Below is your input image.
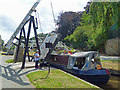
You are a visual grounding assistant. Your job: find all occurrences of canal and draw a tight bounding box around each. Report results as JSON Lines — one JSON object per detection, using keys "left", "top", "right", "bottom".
{"left": 98, "top": 75, "right": 120, "bottom": 89}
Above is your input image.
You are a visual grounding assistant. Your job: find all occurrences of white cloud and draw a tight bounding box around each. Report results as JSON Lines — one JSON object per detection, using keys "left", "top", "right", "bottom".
{"left": 0, "top": 0, "right": 29, "bottom": 23}
{"left": 0, "top": 0, "right": 90, "bottom": 43}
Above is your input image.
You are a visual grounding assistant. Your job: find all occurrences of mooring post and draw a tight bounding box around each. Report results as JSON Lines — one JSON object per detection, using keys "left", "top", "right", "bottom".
{"left": 48, "top": 48, "right": 51, "bottom": 74}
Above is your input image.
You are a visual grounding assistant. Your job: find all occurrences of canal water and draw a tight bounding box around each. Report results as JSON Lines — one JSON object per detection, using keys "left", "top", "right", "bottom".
{"left": 98, "top": 75, "right": 120, "bottom": 89}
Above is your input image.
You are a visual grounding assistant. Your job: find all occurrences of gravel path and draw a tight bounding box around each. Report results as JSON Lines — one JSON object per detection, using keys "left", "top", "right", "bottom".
{"left": 100, "top": 56, "right": 120, "bottom": 60}
{"left": 0, "top": 55, "right": 35, "bottom": 89}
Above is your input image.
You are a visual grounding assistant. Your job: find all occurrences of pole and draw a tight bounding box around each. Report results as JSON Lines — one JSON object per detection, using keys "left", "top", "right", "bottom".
{"left": 21, "top": 18, "right": 32, "bottom": 69}
{"left": 32, "top": 16, "right": 41, "bottom": 55}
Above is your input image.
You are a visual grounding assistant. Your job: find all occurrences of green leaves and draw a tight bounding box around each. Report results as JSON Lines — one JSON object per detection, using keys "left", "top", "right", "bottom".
{"left": 63, "top": 2, "right": 119, "bottom": 51}
{"left": 84, "top": 2, "right": 119, "bottom": 51}
{"left": 64, "top": 26, "right": 89, "bottom": 49}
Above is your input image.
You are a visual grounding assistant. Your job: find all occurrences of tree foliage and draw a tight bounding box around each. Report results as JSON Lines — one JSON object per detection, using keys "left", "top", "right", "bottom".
{"left": 88, "top": 2, "right": 120, "bottom": 50}
{"left": 30, "top": 33, "right": 47, "bottom": 40}
{"left": 63, "top": 2, "right": 120, "bottom": 51}
{"left": 57, "top": 11, "right": 83, "bottom": 40}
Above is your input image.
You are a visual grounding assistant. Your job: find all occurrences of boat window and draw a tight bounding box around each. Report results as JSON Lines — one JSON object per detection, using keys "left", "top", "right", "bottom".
{"left": 89, "top": 54, "right": 101, "bottom": 69}
{"left": 90, "top": 59, "right": 96, "bottom": 69}
{"left": 95, "top": 59, "right": 102, "bottom": 69}
{"left": 69, "top": 57, "right": 76, "bottom": 66}
{"left": 67, "top": 56, "right": 76, "bottom": 69}
{"left": 73, "top": 57, "right": 85, "bottom": 69}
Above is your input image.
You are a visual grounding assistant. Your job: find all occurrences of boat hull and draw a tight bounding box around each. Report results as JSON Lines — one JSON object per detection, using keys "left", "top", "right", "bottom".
{"left": 76, "top": 74, "right": 110, "bottom": 85}
{"left": 50, "top": 63, "right": 110, "bottom": 85}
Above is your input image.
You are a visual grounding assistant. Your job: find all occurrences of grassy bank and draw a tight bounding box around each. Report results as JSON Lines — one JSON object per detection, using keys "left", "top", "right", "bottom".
{"left": 0, "top": 52, "right": 6, "bottom": 55}
{"left": 27, "top": 69, "right": 98, "bottom": 88}
{"left": 101, "top": 60, "right": 120, "bottom": 71}
{"left": 5, "top": 59, "right": 22, "bottom": 63}
{"left": 5, "top": 59, "right": 14, "bottom": 63}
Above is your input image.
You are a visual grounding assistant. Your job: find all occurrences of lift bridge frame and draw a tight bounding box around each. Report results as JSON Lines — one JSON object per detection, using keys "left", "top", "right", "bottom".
{"left": 14, "top": 16, "right": 40, "bottom": 69}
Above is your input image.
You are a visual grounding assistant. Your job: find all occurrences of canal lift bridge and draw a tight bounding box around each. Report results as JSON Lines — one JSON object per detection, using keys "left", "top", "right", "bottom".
{"left": 5, "top": 0, "right": 59, "bottom": 69}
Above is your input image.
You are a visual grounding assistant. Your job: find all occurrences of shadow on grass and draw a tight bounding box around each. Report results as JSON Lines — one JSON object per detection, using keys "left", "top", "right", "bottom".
{"left": 40, "top": 72, "right": 50, "bottom": 79}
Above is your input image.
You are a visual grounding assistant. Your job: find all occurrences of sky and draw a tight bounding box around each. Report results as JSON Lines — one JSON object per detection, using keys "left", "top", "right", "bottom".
{"left": 0, "top": 0, "right": 90, "bottom": 44}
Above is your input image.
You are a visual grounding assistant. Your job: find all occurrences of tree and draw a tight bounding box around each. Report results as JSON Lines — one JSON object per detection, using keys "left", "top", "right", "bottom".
{"left": 64, "top": 2, "right": 120, "bottom": 51}
{"left": 64, "top": 26, "right": 89, "bottom": 49}
{"left": 30, "top": 33, "right": 47, "bottom": 40}
{"left": 89, "top": 2, "right": 120, "bottom": 51}
{"left": 57, "top": 11, "right": 83, "bottom": 40}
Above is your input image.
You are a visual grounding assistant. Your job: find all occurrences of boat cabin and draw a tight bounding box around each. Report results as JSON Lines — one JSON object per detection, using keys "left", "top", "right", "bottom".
{"left": 50, "top": 51, "right": 102, "bottom": 71}
{"left": 67, "top": 51, "right": 102, "bottom": 71}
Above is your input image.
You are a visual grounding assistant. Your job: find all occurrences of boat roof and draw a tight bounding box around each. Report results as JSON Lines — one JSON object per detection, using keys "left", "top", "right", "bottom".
{"left": 70, "top": 51, "right": 98, "bottom": 58}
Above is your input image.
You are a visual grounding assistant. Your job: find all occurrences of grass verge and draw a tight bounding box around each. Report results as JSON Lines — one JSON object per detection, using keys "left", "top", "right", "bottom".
{"left": 5, "top": 59, "right": 14, "bottom": 63}
{"left": 5, "top": 59, "right": 22, "bottom": 63}
{"left": 0, "top": 52, "right": 6, "bottom": 55}
{"left": 101, "top": 60, "right": 120, "bottom": 71}
{"left": 101, "top": 60, "right": 120, "bottom": 62}
{"left": 27, "top": 69, "right": 98, "bottom": 88}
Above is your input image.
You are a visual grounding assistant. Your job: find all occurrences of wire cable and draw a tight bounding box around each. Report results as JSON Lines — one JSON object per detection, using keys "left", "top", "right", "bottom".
{"left": 50, "top": 0, "right": 57, "bottom": 29}
{"left": 35, "top": 10, "right": 43, "bottom": 33}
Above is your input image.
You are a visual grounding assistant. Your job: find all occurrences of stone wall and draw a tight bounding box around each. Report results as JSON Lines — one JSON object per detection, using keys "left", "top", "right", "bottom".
{"left": 105, "top": 38, "right": 120, "bottom": 56}
{"left": 14, "top": 46, "right": 24, "bottom": 62}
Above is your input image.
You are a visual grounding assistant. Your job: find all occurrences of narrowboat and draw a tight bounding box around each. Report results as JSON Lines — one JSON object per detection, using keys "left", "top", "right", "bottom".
{"left": 50, "top": 51, "right": 110, "bottom": 85}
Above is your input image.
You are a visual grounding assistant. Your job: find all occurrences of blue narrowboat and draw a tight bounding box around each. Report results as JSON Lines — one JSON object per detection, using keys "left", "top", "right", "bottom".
{"left": 50, "top": 51, "right": 110, "bottom": 85}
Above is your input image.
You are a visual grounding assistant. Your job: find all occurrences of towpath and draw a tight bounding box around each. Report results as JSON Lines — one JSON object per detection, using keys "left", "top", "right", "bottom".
{"left": 0, "top": 55, "right": 50, "bottom": 89}
{"left": 100, "top": 55, "right": 120, "bottom": 60}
